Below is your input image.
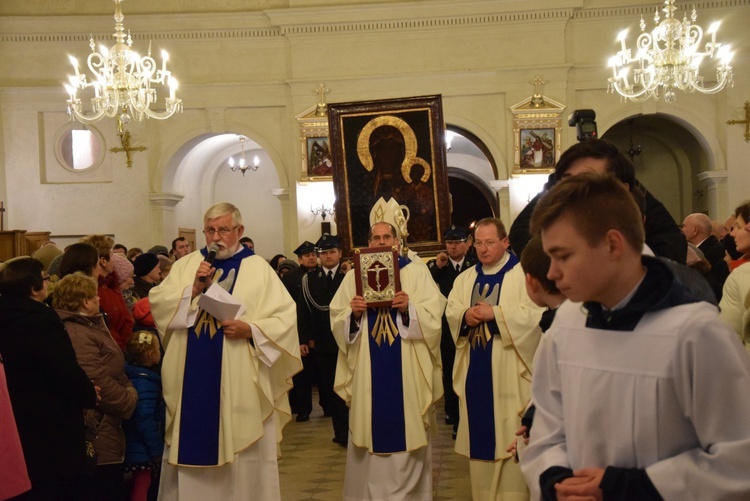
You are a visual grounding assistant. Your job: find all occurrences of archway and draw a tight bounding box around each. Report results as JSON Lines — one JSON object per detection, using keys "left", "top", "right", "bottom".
{"left": 602, "top": 113, "right": 711, "bottom": 220}
{"left": 161, "top": 133, "right": 285, "bottom": 259}
{"left": 445, "top": 124, "right": 499, "bottom": 230}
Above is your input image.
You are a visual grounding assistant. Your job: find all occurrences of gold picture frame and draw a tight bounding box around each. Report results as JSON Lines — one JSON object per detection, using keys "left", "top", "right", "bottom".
{"left": 510, "top": 93, "right": 565, "bottom": 174}
{"left": 296, "top": 103, "right": 331, "bottom": 181}
{"left": 328, "top": 95, "right": 450, "bottom": 258}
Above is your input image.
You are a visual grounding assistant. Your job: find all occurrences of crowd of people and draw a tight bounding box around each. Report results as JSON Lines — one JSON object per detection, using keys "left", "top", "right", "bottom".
{"left": 2, "top": 139, "right": 750, "bottom": 500}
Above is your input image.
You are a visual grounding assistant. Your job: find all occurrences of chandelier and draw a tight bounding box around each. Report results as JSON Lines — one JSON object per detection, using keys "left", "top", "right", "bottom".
{"left": 607, "top": 0, "right": 734, "bottom": 103}
{"left": 64, "top": 0, "right": 183, "bottom": 129}
{"left": 228, "top": 136, "right": 260, "bottom": 176}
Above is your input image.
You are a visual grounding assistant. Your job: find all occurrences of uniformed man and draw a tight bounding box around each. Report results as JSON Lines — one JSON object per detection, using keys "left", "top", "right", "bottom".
{"left": 283, "top": 241, "right": 318, "bottom": 421}
{"left": 298, "top": 234, "right": 349, "bottom": 445}
{"left": 427, "top": 225, "right": 476, "bottom": 433}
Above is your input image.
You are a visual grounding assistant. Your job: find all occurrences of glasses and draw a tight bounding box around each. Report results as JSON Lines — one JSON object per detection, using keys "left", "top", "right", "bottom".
{"left": 474, "top": 240, "right": 500, "bottom": 248}
{"left": 203, "top": 225, "right": 238, "bottom": 237}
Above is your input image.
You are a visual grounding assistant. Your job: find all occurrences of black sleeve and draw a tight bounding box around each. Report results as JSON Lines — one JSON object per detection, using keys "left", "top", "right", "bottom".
{"left": 642, "top": 188, "right": 687, "bottom": 264}
{"left": 36, "top": 314, "right": 97, "bottom": 409}
{"left": 600, "top": 466, "right": 663, "bottom": 501}
{"left": 540, "top": 466, "right": 574, "bottom": 501}
{"left": 508, "top": 192, "right": 543, "bottom": 257}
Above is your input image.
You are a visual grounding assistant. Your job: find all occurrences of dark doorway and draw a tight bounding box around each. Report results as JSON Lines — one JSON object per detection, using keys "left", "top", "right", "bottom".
{"left": 447, "top": 168, "right": 496, "bottom": 229}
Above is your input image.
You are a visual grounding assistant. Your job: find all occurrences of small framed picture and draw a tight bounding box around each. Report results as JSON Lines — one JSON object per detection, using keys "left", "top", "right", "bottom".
{"left": 306, "top": 137, "right": 333, "bottom": 178}
{"left": 297, "top": 103, "right": 332, "bottom": 181}
{"left": 519, "top": 128, "right": 556, "bottom": 169}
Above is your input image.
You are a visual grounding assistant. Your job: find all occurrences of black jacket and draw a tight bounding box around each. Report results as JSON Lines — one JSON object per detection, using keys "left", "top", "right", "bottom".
{"left": 509, "top": 184, "right": 687, "bottom": 264}
{"left": 298, "top": 266, "right": 346, "bottom": 353}
{"left": 698, "top": 235, "right": 730, "bottom": 301}
{"left": 0, "top": 296, "right": 97, "bottom": 485}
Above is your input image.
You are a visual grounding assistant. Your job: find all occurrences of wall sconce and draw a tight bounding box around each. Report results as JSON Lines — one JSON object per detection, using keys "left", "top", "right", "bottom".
{"left": 311, "top": 204, "right": 335, "bottom": 221}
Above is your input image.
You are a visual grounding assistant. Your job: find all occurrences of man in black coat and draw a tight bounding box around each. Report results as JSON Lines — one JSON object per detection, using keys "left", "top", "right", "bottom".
{"left": 509, "top": 139, "right": 687, "bottom": 264}
{"left": 298, "top": 234, "right": 349, "bottom": 444}
{"left": 0, "top": 257, "right": 97, "bottom": 500}
{"left": 284, "top": 240, "right": 319, "bottom": 421}
{"left": 427, "top": 226, "right": 477, "bottom": 433}
{"left": 682, "top": 212, "right": 730, "bottom": 300}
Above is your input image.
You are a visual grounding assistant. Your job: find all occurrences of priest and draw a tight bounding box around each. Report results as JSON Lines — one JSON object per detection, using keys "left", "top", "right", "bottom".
{"left": 150, "top": 202, "right": 302, "bottom": 501}
{"left": 331, "top": 197, "right": 445, "bottom": 500}
{"left": 445, "top": 217, "right": 544, "bottom": 501}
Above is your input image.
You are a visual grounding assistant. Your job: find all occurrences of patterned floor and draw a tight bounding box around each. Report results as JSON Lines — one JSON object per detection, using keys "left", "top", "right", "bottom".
{"left": 278, "top": 391, "right": 472, "bottom": 500}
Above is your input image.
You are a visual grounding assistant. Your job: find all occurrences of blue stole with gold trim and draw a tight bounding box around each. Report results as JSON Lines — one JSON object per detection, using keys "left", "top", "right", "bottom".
{"left": 466, "top": 253, "right": 518, "bottom": 460}
{"left": 177, "top": 246, "right": 254, "bottom": 465}
{"left": 367, "top": 256, "right": 410, "bottom": 454}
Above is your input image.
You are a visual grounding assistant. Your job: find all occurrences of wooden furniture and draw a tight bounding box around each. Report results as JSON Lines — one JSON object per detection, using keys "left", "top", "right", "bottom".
{"left": 0, "top": 230, "right": 51, "bottom": 261}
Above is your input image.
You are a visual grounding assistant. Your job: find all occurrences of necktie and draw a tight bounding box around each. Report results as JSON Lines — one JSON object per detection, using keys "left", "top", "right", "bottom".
{"left": 327, "top": 270, "right": 334, "bottom": 283}
{"left": 455, "top": 264, "right": 461, "bottom": 272}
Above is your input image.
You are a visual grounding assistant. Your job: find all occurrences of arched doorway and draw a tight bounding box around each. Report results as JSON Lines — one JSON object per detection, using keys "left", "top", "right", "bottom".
{"left": 161, "top": 133, "right": 286, "bottom": 259}
{"left": 445, "top": 125, "right": 498, "bottom": 229}
{"left": 602, "top": 114, "right": 712, "bottom": 220}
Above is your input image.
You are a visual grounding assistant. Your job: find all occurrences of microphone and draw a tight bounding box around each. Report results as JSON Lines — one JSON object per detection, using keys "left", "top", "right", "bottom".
{"left": 199, "top": 244, "right": 220, "bottom": 283}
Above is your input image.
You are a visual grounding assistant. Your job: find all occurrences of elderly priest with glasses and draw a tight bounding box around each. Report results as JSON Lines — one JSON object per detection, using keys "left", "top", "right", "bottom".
{"left": 150, "top": 202, "right": 302, "bottom": 501}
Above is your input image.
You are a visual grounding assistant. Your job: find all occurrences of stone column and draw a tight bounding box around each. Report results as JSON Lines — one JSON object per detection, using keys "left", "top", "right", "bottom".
{"left": 271, "top": 188, "right": 292, "bottom": 255}
{"left": 488, "top": 179, "right": 510, "bottom": 225}
{"left": 697, "top": 170, "right": 728, "bottom": 220}
{"left": 149, "top": 192, "right": 184, "bottom": 248}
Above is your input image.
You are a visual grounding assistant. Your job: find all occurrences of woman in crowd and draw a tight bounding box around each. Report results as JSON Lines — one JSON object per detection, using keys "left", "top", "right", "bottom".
{"left": 53, "top": 272, "right": 137, "bottom": 501}
{"left": 0, "top": 258, "right": 97, "bottom": 500}
{"left": 81, "top": 235, "right": 134, "bottom": 352}
{"left": 59, "top": 242, "right": 100, "bottom": 279}
{"left": 719, "top": 201, "right": 750, "bottom": 353}
{"left": 112, "top": 253, "right": 136, "bottom": 311}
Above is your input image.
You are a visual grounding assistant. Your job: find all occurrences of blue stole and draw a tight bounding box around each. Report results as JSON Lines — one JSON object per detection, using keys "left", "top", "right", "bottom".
{"left": 177, "top": 246, "right": 255, "bottom": 466}
{"left": 367, "top": 255, "right": 410, "bottom": 454}
{"left": 465, "top": 253, "right": 519, "bottom": 461}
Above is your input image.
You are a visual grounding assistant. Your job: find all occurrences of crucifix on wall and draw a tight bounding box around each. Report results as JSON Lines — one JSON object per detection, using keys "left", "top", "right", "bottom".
{"left": 110, "top": 122, "right": 148, "bottom": 168}
{"left": 727, "top": 101, "right": 750, "bottom": 143}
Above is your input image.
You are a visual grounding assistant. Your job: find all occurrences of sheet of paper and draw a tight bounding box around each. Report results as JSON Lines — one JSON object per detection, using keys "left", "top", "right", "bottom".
{"left": 197, "top": 282, "right": 246, "bottom": 321}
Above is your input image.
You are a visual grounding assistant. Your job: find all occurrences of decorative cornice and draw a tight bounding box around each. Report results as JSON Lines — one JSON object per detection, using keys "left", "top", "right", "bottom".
{"left": 572, "top": 0, "right": 750, "bottom": 20}
{"left": 278, "top": 9, "right": 575, "bottom": 36}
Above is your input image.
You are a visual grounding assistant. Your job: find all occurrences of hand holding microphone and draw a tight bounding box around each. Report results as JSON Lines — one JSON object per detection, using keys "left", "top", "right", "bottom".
{"left": 192, "top": 244, "right": 219, "bottom": 297}
{"left": 199, "top": 244, "right": 219, "bottom": 283}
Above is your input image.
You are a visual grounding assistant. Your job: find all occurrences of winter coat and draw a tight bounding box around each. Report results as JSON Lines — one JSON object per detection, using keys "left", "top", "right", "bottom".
{"left": 123, "top": 363, "right": 165, "bottom": 465}
{"left": 0, "top": 296, "right": 96, "bottom": 485}
{"left": 57, "top": 309, "right": 138, "bottom": 465}
{"left": 98, "top": 272, "right": 134, "bottom": 351}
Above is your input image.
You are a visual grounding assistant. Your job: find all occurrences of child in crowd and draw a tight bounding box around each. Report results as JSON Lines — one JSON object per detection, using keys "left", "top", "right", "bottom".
{"left": 507, "top": 236, "right": 567, "bottom": 462}
{"left": 123, "top": 331, "right": 165, "bottom": 501}
{"left": 520, "top": 173, "right": 750, "bottom": 500}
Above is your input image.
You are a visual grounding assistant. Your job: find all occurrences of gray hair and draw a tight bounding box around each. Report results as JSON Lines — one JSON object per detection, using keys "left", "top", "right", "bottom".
{"left": 204, "top": 202, "right": 243, "bottom": 227}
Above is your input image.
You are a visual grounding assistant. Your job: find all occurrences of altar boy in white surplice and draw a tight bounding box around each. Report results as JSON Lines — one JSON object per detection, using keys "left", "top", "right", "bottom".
{"left": 521, "top": 174, "right": 750, "bottom": 501}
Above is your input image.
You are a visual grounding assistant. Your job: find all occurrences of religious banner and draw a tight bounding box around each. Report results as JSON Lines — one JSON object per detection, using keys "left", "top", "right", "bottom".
{"left": 353, "top": 247, "right": 401, "bottom": 308}
{"left": 328, "top": 95, "right": 450, "bottom": 257}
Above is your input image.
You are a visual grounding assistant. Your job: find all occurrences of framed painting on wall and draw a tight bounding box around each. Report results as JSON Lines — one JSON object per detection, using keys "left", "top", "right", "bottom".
{"left": 328, "top": 94, "right": 451, "bottom": 258}
{"left": 296, "top": 102, "right": 332, "bottom": 181}
{"left": 510, "top": 92, "right": 565, "bottom": 174}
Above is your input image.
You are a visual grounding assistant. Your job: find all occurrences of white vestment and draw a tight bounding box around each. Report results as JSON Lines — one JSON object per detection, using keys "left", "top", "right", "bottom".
{"left": 150, "top": 250, "right": 301, "bottom": 500}
{"left": 330, "top": 260, "right": 445, "bottom": 500}
{"left": 445, "top": 254, "right": 544, "bottom": 501}
{"left": 521, "top": 299, "right": 750, "bottom": 501}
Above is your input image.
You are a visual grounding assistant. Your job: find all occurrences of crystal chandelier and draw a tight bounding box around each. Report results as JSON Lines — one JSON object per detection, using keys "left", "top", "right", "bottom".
{"left": 64, "top": 0, "right": 183, "bottom": 129}
{"left": 607, "top": 0, "right": 734, "bottom": 103}
{"left": 228, "top": 136, "right": 260, "bottom": 176}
